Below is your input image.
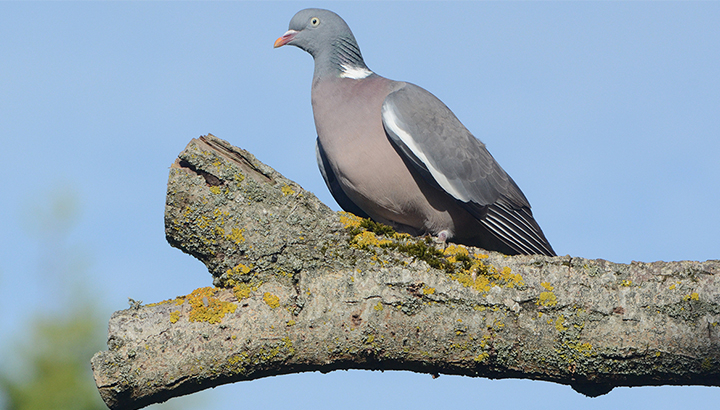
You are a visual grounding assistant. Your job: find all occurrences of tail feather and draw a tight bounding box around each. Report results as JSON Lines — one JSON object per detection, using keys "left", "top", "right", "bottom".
{"left": 481, "top": 200, "right": 556, "bottom": 256}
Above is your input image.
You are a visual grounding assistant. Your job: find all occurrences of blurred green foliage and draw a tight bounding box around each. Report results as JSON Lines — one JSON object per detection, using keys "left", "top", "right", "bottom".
{"left": 0, "top": 306, "right": 107, "bottom": 410}
{"left": 0, "top": 188, "right": 107, "bottom": 410}
{"left": 0, "top": 186, "right": 191, "bottom": 410}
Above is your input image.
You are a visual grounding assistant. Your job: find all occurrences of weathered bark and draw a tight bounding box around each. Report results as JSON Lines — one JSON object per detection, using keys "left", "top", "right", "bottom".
{"left": 91, "top": 134, "right": 720, "bottom": 410}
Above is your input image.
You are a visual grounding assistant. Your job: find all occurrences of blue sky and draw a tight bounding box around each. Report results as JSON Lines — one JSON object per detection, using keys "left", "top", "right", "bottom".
{"left": 1, "top": 2, "right": 719, "bottom": 409}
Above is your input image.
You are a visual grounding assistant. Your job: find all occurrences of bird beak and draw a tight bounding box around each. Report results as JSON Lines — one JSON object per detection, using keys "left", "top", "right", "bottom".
{"left": 274, "top": 30, "right": 298, "bottom": 48}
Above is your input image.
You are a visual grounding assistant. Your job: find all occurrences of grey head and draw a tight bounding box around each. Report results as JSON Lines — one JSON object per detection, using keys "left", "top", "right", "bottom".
{"left": 274, "top": 8, "right": 372, "bottom": 79}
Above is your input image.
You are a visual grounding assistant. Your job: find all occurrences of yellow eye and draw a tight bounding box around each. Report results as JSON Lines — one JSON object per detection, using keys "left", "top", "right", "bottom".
{"left": 310, "top": 17, "right": 320, "bottom": 27}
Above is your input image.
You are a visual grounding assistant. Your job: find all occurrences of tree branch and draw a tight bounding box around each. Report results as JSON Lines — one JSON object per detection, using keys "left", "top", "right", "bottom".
{"left": 91, "top": 134, "right": 720, "bottom": 410}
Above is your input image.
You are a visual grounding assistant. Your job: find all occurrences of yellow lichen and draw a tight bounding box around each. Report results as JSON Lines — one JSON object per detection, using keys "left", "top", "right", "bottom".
{"left": 226, "top": 263, "right": 252, "bottom": 276}
{"left": 339, "top": 211, "right": 363, "bottom": 229}
{"left": 567, "top": 341, "right": 594, "bottom": 357}
{"left": 448, "top": 253, "right": 523, "bottom": 294}
{"left": 263, "top": 292, "right": 280, "bottom": 309}
{"left": 499, "top": 266, "right": 524, "bottom": 288}
{"left": 227, "top": 351, "right": 249, "bottom": 373}
{"left": 281, "top": 337, "right": 296, "bottom": 356}
{"left": 226, "top": 227, "right": 245, "bottom": 244}
{"left": 444, "top": 244, "right": 469, "bottom": 263}
{"left": 555, "top": 315, "right": 568, "bottom": 332}
{"left": 620, "top": 279, "right": 632, "bottom": 287}
{"left": 537, "top": 291, "right": 557, "bottom": 307}
{"left": 169, "top": 310, "right": 181, "bottom": 324}
{"left": 352, "top": 231, "right": 392, "bottom": 248}
{"left": 683, "top": 292, "right": 700, "bottom": 301}
{"left": 233, "top": 281, "right": 261, "bottom": 301}
{"left": 701, "top": 357, "right": 713, "bottom": 372}
{"left": 374, "top": 301, "right": 384, "bottom": 311}
{"left": 287, "top": 319, "right": 296, "bottom": 326}
{"left": 281, "top": 184, "right": 295, "bottom": 196}
{"left": 146, "top": 297, "right": 184, "bottom": 307}
{"left": 474, "top": 352, "right": 490, "bottom": 362}
{"left": 186, "top": 287, "right": 237, "bottom": 324}
{"left": 540, "top": 282, "right": 554, "bottom": 291}
{"left": 422, "top": 286, "right": 436, "bottom": 295}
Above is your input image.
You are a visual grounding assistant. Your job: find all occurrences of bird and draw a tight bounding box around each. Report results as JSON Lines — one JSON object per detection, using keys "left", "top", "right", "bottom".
{"left": 274, "top": 8, "right": 556, "bottom": 257}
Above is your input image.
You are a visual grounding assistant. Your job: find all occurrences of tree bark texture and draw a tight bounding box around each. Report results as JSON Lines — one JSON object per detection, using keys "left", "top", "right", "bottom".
{"left": 91, "top": 134, "right": 720, "bottom": 410}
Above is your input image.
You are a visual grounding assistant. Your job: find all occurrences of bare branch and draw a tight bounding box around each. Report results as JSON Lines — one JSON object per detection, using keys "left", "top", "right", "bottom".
{"left": 91, "top": 134, "right": 720, "bottom": 410}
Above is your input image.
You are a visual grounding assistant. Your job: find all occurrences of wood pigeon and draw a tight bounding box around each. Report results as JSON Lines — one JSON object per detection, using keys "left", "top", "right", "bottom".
{"left": 275, "top": 8, "right": 556, "bottom": 256}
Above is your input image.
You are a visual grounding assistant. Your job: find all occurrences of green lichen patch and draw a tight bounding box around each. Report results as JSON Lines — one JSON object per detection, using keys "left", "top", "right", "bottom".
{"left": 340, "top": 212, "right": 397, "bottom": 237}
{"left": 339, "top": 214, "right": 449, "bottom": 270}
{"left": 391, "top": 238, "right": 449, "bottom": 271}
{"left": 232, "top": 337, "right": 296, "bottom": 371}
{"left": 339, "top": 215, "right": 524, "bottom": 295}
{"left": 701, "top": 357, "right": 717, "bottom": 373}
{"left": 654, "top": 295, "right": 720, "bottom": 322}
{"left": 227, "top": 352, "right": 249, "bottom": 374}
{"left": 358, "top": 218, "right": 397, "bottom": 237}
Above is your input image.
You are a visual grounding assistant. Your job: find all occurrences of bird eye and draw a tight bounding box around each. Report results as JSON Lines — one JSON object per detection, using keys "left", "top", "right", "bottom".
{"left": 310, "top": 17, "right": 320, "bottom": 27}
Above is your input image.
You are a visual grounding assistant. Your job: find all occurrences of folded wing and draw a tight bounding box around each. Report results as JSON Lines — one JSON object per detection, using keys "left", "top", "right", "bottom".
{"left": 381, "top": 83, "right": 555, "bottom": 256}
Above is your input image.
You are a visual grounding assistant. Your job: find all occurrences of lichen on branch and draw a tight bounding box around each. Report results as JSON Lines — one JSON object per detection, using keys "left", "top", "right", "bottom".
{"left": 91, "top": 134, "right": 720, "bottom": 410}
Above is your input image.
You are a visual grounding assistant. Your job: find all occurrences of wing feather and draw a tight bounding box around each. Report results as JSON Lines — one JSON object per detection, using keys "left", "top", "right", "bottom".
{"left": 381, "top": 83, "right": 555, "bottom": 256}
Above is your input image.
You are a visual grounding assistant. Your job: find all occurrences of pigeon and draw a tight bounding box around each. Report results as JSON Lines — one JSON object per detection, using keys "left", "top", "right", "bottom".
{"left": 275, "top": 8, "right": 556, "bottom": 256}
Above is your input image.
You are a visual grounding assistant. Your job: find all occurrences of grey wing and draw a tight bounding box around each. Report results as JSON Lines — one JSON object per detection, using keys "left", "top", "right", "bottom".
{"left": 381, "top": 83, "right": 555, "bottom": 256}
{"left": 315, "top": 137, "right": 370, "bottom": 219}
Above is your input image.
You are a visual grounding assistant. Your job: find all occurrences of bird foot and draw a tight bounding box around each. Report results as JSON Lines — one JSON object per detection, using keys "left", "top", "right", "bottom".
{"left": 432, "top": 230, "right": 449, "bottom": 250}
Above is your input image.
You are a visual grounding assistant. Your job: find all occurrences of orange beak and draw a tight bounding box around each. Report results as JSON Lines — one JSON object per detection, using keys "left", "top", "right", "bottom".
{"left": 274, "top": 30, "right": 298, "bottom": 48}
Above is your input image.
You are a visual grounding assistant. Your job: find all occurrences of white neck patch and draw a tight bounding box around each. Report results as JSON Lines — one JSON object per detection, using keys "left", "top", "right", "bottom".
{"left": 339, "top": 63, "right": 373, "bottom": 79}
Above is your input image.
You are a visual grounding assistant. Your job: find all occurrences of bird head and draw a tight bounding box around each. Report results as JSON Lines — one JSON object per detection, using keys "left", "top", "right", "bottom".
{"left": 274, "top": 9, "right": 353, "bottom": 56}
{"left": 274, "top": 8, "right": 370, "bottom": 79}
